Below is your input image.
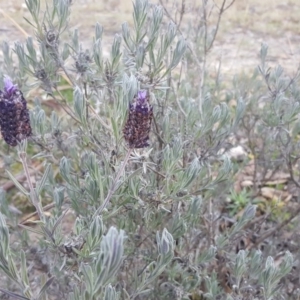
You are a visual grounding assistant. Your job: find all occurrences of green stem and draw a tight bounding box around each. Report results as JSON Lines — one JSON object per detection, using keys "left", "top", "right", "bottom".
{"left": 19, "top": 151, "right": 44, "bottom": 222}
{"left": 92, "top": 149, "right": 132, "bottom": 218}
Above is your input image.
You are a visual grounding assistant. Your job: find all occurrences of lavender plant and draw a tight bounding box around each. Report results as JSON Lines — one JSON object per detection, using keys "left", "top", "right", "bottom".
{"left": 0, "top": 0, "right": 296, "bottom": 299}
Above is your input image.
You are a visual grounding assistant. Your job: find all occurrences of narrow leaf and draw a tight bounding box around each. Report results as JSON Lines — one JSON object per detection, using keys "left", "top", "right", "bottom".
{"left": 0, "top": 289, "right": 30, "bottom": 300}
{"left": 18, "top": 224, "right": 44, "bottom": 236}
{"left": 20, "top": 250, "right": 30, "bottom": 286}
{"left": 37, "top": 276, "right": 55, "bottom": 298}
{"left": 36, "top": 163, "right": 51, "bottom": 194}
{"left": 5, "top": 170, "right": 29, "bottom": 196}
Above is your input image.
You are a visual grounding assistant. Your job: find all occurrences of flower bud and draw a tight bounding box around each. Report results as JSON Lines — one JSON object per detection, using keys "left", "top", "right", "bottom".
{"left": 123, "top": 90, "right": 153, "bottom": 148}
{"left": 0, "top": 77, "right": 32, "bottom": 146}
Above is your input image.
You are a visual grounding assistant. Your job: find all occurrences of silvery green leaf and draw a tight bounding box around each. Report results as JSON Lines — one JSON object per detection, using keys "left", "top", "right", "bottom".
{"left": 153, "top": 85, "right": 171, "bottom": 90}
{"left": 157, "top": 22, "right": 176, "bottom": 63}
{"left": 31, "top": 152, "right": 53, "bottom": 160}
{"left": 122, "top": 73, "right": 138, "bottom": 104}
{"left": 68, "top": 286, "right": 81, "bottom": 300}
{"left": 20, "top": 250, "right": 30, "bottom": 287}
{"left": 204, "top": 273, "right": 221, "bottom": 299}
{"left": 198, "top": 245, "right": 216, "bottom": 264}
{"left": 94, "top": 227, "right": 125, "bottom": 292}
{"left": 36, "top": 163, "right": 51, "bottom": 194}
{"left": 14, "top": 43, "right": 28, "bottom": 72}
{"left": 62, "top": 42, "right": 70, "bottom": 60}
{"left": 216, "top": 235, "right": 228, "bottom": 248}
{"left": 72, "top": 29, "right": 79, "bottom": 52}
{"left": 74, "top": 217, "right": 86, "bottom": 236}
{"left": 0, "top": 213, "right": 9, "bottom": 258}
{"left": 18, "top": 224, "right": 44, "bottom": 236}
{"left": 230, "top": 205, "right": 256, "bottom": 236}
{"left": 25, "top": 0, "right": 40, "bottom": 17}
{"left": 37, "top": 276, "right": 55, "bottom": 298}
{"left": 133, "top": 0, "right": 148, "bottom": 41}
{"left": 259, "top": 43, "right": 268, "bottom": 72}
{"left": 35, "top": 109, "right": 47, "bottom": 135}
{"left": 87, "top": 216, "right": 103, "bottom": 252}
{"left": 93, "top": 39, "right": 103, "bottom": 69}
{"left": 55, "top": 0, "right": 70, "bottom": 32}
{"left": 51, "top": 209, "right": 69, "bottom": 235}
{"left": 26, "top": 37, "right": 37, "bottom": 62}
{"left": 136, "top": 45, "right": 145, "bottom": 69}
{"left": 95, "top": 22, "right": 103, "bottom": 41}
{"left": 104, "top": 285, "right": 119, "bottom": 300}
{"left": 74, "top": 87, "right": 87, "bottom": 125}
{"left": 5, "top": 170, "right": 29, "bottom": 196}
{"left": 81, "top": 264, "right": 94, "bottom": 294}
{"left": 187, "top": 197, "right": 202, "bottom": 219}
{"left": 2, "top": 42, "right": 14, "bottom": 75}
{"left": 111, "top": 34, "right": 122, "bottom": 68}
{"left": 170, "top": 38, "right": 186, "bottom": 69}
{"left": 261, "top": 256, "right": 280, "bottom": 298}
{"left": 156, "top": 228, "right": 174, "bottom": 255}
{"left": 53, "top": 186, "right": 65, "bottom": 208}
{"left": 169, "top": 214, "right": 186, "bottom": 239}
{"left": 234, "top": 250, "right": 248, "bottom": 287}
{"left": 232, "top": 97, "right": 245, "bottom": 129}
{"left": 8, "top": 254, "right": 18, "bottom": 281}
{"left": 180, "top": 158, "right": 201, "bottom": 189}
{"left": 145, "top": 5, "right": 163, "bottom": 51}
{"left": 50, "top": 110, "right": 61, "bottom": 133}
{"left": 59, "top": 156, "right": 72, "bottom": 183}
{"left": 122, "top": 23, "right": 134, "bottom": 52}
{"left": 134, "top": 251, "right": 173, "bottom": 299}
{"left": 212, "top": 155, "right": 232, "bottom": 185}
{"left": 0, "top": 289, "right": 30, "bottom": 300}
{"left": 280, "top": 251, "right": 293, "bottom": 276}
{"left": 18, "top": 139, "right": 28, "bottom": 154}
{"left": 249, "top": 250, "right": 263, "bottom": 279}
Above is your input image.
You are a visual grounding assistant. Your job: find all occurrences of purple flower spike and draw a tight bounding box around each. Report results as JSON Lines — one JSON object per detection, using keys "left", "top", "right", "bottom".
{"left": 0, "top": 77, "right": 32, "bottom": 146}
{"left": 123, "top": 90, "right": 153, "bottom": 149}
{"left": 4, "top": 76, "right": 17, "bottom": 98}
{"left": 137, "top": 90, "right": 147, "bottom": 102}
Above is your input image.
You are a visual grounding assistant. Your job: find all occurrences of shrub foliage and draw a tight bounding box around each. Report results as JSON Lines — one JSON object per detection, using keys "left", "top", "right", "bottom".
{"left": 0, "top": 0, "right": 298, "bottom": 299}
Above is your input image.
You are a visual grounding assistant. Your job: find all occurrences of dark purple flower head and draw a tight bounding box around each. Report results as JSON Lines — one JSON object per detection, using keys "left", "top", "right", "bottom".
{"left": 0, "top": 77, "right": 32, "bottom": 146}
{"left": 131, "top": 90, "right": 151, "bottom": 116}
{"left": 123, "top": 90, "right": 153, "bottom": 149}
